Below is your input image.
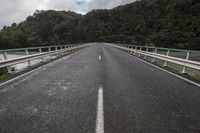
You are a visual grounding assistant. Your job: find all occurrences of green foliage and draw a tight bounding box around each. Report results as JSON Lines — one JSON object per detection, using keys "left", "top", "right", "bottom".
{"left": 0, "top": 0, "right": 200, "bottom": 50}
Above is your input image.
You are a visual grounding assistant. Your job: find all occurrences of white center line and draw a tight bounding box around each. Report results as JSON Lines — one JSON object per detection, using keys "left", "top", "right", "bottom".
{"left": 96, "top": 87, "right": 104, "bottom": 133}
{"left": 99, "top": 55, "right": 102, "bottom": 60}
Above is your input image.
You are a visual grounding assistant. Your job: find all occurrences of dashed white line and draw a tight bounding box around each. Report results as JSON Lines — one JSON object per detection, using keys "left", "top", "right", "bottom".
{"left": 99, "top": 55, "right": 102, "bottom": 60}
{"left": 96, "top": 87, "right": 104, "bottom": 133}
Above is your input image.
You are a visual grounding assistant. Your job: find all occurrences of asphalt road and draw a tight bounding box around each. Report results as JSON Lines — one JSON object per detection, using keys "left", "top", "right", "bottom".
{"left": 0, "top": 43, "right": 200, "bottom": 133}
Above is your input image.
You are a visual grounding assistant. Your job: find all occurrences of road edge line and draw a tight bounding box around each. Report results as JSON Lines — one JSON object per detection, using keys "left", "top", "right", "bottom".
{"left": 123, "top": 52, "right": 200, "bottom": 87}
{"left": 0, "top": 48, "right": 85, "bottom": 87}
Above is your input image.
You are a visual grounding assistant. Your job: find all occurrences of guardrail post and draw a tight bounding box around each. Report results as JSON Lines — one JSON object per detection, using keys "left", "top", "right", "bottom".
{"left": 7, "top": 66, "right": 14, "bottom": 74}
{"left": 3, "top": 52, "right": 7, "bottom": 60}
{"left": 25, "top": 49, "right": 31, "bottom": 67}
{"left": 60, "top": 46, "right": 64, "bottom": 55}
{"left": 66, "top": 45, "right": 69, "bottom": 52}
{"left": 73, "top": 45, "right": 75, "bottom": 52}
{"left": 63, "top": 45, "right": 67, "bottom": 54}
{"left": 181, "top": 52, "right": 190, "bottom": 74}
{"left": 123, "top": 45, "right": 125, "bottom": 52}
{"left": 55, "top": 46, "right": 58, "bottom": 51}
{"left": 130, "top": 46, "right": 133, "bottom": 54}
{"left": 151, "top": 48, "right": 157, "bottom": 63}
{"left": 3, "top": 52, "right": 15, "bottom": 73}
{"left": 69, "top": 45, "right": 71, "bottom": 52}
{"left": 48, "top": 47, "right": 53, "bottom": 59}
{"left": 3, "top": 51, "right": 15, "bottom": 73}
{"left": 144, "top": 47, "right": 148, "bottom": 59}
{"left": 39, "top": 48, "right": 42, "bottom": 53}
{"left": 130, "top": 46, "right": 132, "bottom": 53}
{"left": 133, "top": 46, "right": 137, "bottom": 55}
{"left": 74, "top": 45, "right": 76, "bottom": 51}
{"left": 39, "top": 48, "right": 45, "bottom": 62}
{"left": 69, "top": 45, "right": 72, "bottom": 52}
{"left": 138, "top": 46, "right": 142, "bottom": 57}
{"left": 163, "top": 50, "right": 170, "bottom": 67}
{"left": 25, "top": 49, "right": 29, "bottom": 55}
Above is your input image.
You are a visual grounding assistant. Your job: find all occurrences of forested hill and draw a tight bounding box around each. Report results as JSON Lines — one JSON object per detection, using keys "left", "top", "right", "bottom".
{"left": 0, "top": 0, "right": 200, "bottom": 50}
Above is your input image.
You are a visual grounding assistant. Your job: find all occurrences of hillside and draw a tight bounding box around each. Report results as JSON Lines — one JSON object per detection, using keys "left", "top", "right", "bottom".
{"left": 0, "top": 0, "right": 200, "bottom": 50}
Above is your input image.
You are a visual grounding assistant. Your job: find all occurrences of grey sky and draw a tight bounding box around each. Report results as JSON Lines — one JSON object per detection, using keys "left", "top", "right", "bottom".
{"left": 0, "top": 0, "right": 136, "bottom": 29}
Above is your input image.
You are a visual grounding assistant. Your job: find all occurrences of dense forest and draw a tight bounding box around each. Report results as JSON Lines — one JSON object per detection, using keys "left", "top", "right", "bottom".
{"left": 0, "top": 0, "right": 200, "bottom": 50}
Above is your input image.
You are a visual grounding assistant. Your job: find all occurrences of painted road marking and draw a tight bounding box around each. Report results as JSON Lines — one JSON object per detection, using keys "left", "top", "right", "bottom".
{"left": 99, "top": 55, "right": 102, "bottom": 60}
{"left": 96, "top": 87, "right": 104, "bottom": 133}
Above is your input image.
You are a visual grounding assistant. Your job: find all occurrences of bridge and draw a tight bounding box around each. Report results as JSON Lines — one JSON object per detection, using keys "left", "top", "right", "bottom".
{"left": 0, "top": 43, "right": 200, "bottom": 133}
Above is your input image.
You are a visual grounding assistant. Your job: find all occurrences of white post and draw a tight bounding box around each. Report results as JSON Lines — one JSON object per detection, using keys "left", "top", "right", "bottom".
{"left": 138, "top": 46, "right": 142, "bottom": 57}
{"left": 7, "top": 66, "right": 14, "bottom": 74}
{"left": 3, "top": 52, "right": 13, "bottom": 73}
{"left": 151, "top": 48, "right": 157, "bottom": 63}
{"left": 25, "top": 49, "right": 29, "bottom": 55}
{"left": 144, "top": 47, "right": 148, "bottom": 59}
{"left": 134, "top": 46, "right": 137, "bottom": 55}
{"left": 26, "top": 49, "right": 31, "bottom": 67}
{"left": 181, "top": 52, "right": 190, "bottom": 73}
{"left": 49, "top": 47, "right": 53, "bottom": 59}
{"left": 39, "top": 48, "right": 42, "bottom": 53}
{"left": 3, "top": 52, "right": 7, "bottom": 60}
{"left": 130, "top": 46, "right": 133, "bottom": 54}
{"left": 163, "top": 50, "right": 170, "bottom": 67}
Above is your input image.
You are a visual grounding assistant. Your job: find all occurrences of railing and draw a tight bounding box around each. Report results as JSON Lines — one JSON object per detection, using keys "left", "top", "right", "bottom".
{"left": 0, "top": 43, "right": 92, "bottom": 73}
{"left": 106, "top": 43, "right": 200, "bottom": 74}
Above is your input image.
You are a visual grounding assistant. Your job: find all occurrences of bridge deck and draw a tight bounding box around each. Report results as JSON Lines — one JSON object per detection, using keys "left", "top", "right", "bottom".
{"left": 0, "top": 43, "right": 200, "bottom": 133}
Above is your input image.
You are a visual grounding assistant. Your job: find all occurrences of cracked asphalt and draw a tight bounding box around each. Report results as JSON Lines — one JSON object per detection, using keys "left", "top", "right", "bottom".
{"left": 0, "top": 43, "right": 200, "bottom": 133}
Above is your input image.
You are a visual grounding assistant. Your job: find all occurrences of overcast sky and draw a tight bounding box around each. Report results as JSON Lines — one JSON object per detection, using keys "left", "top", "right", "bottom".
{"left": 0, "top": 0, "right": 136, "bottom": 29}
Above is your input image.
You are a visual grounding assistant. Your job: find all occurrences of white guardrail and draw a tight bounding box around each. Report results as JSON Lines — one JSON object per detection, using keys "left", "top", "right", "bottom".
{"left": 106, "top": 43, "right": 200, "bottom": 73}
{"left": 0, "top": 43, "right": 93, "bottom": 73}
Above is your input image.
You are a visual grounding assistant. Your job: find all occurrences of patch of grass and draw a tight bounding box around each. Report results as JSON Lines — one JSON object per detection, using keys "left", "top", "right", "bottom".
{"left": 0, "top": 74, "right": 10, "bottom": 81}
{"left": 0, "top": 68, "right": 12, "bottom": 81}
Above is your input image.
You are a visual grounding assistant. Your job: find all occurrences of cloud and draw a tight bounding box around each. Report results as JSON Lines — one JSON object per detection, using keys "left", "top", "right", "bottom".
{"left": 75, "top": 0, "right": 85, "bottom": 5}
{"left": 0, "top": 0, "right": 136, "bottom": 29}
{"left": 85, "top": 0, "right": 135, "bottom": 10}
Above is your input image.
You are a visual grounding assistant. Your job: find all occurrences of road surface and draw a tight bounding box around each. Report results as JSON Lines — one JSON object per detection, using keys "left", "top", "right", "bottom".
{"left": 0, "top": 43, "right": 200, "bottom": 133}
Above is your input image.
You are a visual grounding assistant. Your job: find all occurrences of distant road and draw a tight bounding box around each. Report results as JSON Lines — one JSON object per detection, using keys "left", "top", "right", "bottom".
{"left": 0, "top": 43, "right": 200, "bottom": 133}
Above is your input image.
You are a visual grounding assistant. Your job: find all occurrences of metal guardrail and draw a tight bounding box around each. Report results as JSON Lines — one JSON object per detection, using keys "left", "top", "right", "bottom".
{"left": 106, "top": 43, "right": 200, "bottom": 73}
{"left": 0, "top": 43, "right": 92, "bottom": 73}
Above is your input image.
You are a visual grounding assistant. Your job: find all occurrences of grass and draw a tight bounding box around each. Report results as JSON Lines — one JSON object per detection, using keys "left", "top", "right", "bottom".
{"left": 0, "top": 74, "right": 10, "bottom": 81}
